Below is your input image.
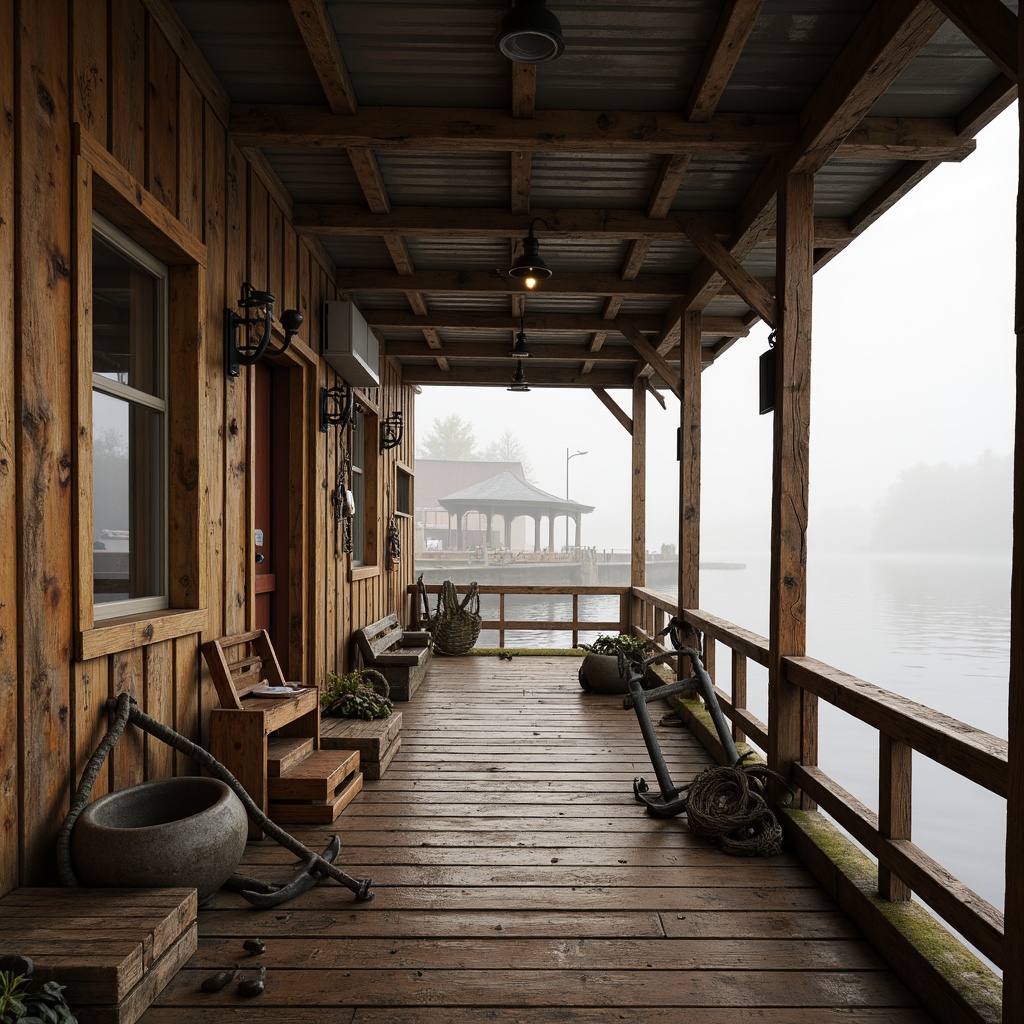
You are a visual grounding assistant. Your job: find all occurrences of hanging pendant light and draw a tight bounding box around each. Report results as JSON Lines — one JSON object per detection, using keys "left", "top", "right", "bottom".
{"left": 495, "top": 0, "right": 565, "bottom": 64}
{"left": 508, "top": 358, "right": 531, "bottom": 392}
{"left": 510, "top": 312, "right": 531, "bottom": 357}
{"left": 509, "top": 218, "right": 552, "bottom": 290}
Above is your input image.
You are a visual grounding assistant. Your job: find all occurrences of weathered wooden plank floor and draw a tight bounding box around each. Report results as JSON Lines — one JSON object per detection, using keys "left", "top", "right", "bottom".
{"left": 144, "top": 655, "right": 935, "bottom": 1024}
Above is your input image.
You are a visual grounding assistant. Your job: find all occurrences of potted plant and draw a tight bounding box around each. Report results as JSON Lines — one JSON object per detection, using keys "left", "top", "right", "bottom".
{"left": 576, "top": 633, "right": 656, "bottom": 693}
{"left": 320, "top": 669, "right": 393, "bottom": 720}
{"left": 0, "top": 956, "right": 78, "bottom": 1024}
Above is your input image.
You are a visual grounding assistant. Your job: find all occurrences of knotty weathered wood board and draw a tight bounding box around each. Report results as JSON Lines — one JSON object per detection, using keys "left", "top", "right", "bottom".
{"left": 147, "top": 656, "right": 935, "bottom": 1023}
{"left": 0, "top": 887, "right": 196, "bottom": 1024}
{"left": 321, "top": 709, "right": 403, "bottom": 779}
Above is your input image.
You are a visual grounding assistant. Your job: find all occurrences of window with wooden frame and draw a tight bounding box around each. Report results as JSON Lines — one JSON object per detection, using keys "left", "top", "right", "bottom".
{"left": 395, "top": 462, "right": 413, "bottom": 517}
{"left": 349, "top": 395, "right": 379, "bottom": 578}
{"left": 73, "top": 127, "right": 207, "bottom": 660}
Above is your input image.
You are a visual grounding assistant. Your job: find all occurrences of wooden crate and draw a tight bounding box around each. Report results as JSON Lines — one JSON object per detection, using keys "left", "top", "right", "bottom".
{"left": 267, "top": 748, "right": 363, "bottom": 824}
{"left": 0, "top": 887, "right": 196, "bottom": 1024}
{"left": 321, "top": 710, "right": 402, "bottom": 779}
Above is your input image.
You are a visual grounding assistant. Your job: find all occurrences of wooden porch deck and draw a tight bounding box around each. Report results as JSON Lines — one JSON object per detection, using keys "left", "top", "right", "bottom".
{"left": 145, "top": 655, "right": 935, "bottom": 1023}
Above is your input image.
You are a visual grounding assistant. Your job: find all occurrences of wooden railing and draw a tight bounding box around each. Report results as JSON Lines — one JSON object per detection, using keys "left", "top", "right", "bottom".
{"left": 409, "top": 581, "right": 1007, "bottom": 969}
{"left": 410, "top": 583, "right": 629, "bottom": 649}
{"left": 630, "top": 585, "right": 1007, "bottom": 971}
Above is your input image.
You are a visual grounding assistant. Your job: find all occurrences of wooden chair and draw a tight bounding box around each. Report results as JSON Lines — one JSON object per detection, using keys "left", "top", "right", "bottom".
{"left": 202, "top": 630, "right": 361, "bottom": 839}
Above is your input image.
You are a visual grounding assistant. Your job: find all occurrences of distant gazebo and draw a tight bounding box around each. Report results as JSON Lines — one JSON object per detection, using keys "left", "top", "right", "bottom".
{"left": 439, "top": 471, "right": 594, "bottom": 552}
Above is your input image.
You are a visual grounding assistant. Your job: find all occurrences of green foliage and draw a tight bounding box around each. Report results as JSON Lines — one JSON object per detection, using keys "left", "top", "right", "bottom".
{"left": 418, "top": 414, "right": 479, "bottom": 460}
{"left": 0, "top": 963, "right": 78, "bottom": 1024}
{"left": 481, "top": 428, "right": 533, "bottom": 480}
{"left": 576, "top": 633, "right": 655, "bottom": 659}
{"left": 321, "top": 671, "right": 393, "bottom": 720}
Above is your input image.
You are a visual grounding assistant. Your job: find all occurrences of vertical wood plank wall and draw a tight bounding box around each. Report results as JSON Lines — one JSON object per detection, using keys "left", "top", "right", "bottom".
{"left": 2, "top": 0, "right": 417, "bottom": 891}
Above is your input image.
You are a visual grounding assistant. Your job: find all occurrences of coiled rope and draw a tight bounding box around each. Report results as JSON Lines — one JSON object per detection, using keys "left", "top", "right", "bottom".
{"left": 684, "top": 760, "right": 795, "bottom": 857}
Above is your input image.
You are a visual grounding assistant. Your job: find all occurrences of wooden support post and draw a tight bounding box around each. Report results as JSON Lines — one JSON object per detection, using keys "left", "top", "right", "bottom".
{"left": 1003, "top": 27, "right": 1024, "bottom": 1017}
{"left": 679, "top": 310, "right": 702, "bottom": 614}
{"left": 767, "top": 171, "right": 817, "bottom": 808}
{"left": 878, "top": 734, "right": 912, "bottom": 902}
{"left": 631, "top": 378, "right": 646, "bottom": 592}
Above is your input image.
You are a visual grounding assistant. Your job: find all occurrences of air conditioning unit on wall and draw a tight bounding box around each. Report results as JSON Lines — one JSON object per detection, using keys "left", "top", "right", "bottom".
{"left": 322, "top": 299, "right": 380, "bottom": 388}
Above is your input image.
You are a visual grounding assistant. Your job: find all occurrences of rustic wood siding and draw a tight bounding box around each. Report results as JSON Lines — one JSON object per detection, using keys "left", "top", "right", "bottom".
{"left": 2, "top": 0, "right": 416, "bottom": 891}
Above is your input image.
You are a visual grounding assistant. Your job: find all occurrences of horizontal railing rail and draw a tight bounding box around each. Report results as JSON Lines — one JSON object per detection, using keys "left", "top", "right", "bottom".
{"left": 629, "top": 585, "right": 1007, "bottom": 969}
{"left": 410, "top": 583, "right": 629, "bottom": 649}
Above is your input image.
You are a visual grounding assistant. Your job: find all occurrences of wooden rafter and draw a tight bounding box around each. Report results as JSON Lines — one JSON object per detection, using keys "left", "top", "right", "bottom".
{"left": 382, "top": 339, "right": 689, "bottom": 362}
{"left": 929, "top": 0, "right": 1018, "bottom": 83}
{"left": 399, "top": 364, "right": 652, "bottom": 388}
{"left": 616, "top": 317, "right": 683, "bottom": 400}
{"left": 287, "top": 0, "right": 357, "bottom": 115}
{"left": 685, "top": 0, "right": 767, "bottom": 122}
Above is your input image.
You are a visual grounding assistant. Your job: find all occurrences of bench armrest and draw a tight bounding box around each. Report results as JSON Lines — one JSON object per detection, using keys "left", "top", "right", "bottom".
{"left": 401, "top": 631, "right": 433, "bottom": 648}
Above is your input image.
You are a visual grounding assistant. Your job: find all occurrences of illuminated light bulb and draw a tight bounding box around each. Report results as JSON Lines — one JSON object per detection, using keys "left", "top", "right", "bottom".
{"left": 525, "top": 276, "right": 538, "bottom": 290}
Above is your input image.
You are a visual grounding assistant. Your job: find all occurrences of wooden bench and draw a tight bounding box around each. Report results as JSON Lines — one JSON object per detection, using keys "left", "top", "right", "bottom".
{"left": 201, "top": 630, "right": 362, "bottom": 839}
{"left": 353, "top": 613, "right": 432, "bottom": 701}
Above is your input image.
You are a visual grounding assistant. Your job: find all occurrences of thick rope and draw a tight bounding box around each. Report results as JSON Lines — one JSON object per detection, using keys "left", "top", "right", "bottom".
{"left": 684, "top": 761, "right": 794, "bottom": 857}
{"left": 57, "top": 692, "right": 373, "bottom": 900}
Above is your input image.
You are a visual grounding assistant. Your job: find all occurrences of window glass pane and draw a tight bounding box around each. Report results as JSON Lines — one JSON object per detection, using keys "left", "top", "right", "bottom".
{"left": 92, "top": 233, "right": 161, "bottom": 397}
{"left": 92, "top": 390, "right": 165, "bottom": 606}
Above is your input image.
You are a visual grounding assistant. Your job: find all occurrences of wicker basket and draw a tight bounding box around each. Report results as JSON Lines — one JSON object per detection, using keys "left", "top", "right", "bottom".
{"left": 420, "top": 578, "right": 481, "bottom": 656}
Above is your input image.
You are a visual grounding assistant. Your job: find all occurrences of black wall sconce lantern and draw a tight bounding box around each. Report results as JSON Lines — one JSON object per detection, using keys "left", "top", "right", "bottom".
{"left": 759, "top": 329, "right": 777, "bottom": 415}
{"left": 509, "top": 218, "right": 552, "bottom": 290}
{"left": 320, "top": 384, "right": 353, "bottom": 433}
{"left": 224, "top": 281, "right": 303, "bottom": 377}
{"left": 508, "top": 358, "right": 531, "bottom": 392}
{"left": 380, "top": 411, "right": 404, "bottom": 452}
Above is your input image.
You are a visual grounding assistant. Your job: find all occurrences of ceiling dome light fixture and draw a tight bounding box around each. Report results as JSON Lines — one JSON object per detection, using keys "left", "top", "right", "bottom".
{"left": 508, "top": 358, "right": 531, "bottom": 392}
{"left": 495, "top": 0, "right": 565, "bottom": 64}
{"left": 509, "top": 218, "right": 552, "bottom": 290}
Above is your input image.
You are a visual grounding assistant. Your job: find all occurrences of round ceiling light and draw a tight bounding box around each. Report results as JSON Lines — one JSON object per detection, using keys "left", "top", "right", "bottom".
{"left": 495, "top": 0, "right": 565, "bottom": 64}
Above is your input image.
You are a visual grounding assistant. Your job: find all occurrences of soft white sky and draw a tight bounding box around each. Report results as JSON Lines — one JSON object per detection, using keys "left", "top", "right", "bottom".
{"left": 415, "top": 103, "right": 1019, "bottom": 553}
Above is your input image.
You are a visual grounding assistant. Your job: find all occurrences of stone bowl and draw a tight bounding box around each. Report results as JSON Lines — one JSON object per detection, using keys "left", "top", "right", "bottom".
{"left": 578, "top": 653, "right": 630, "bottom": 693}
{"left": 71, "top": 777, "right": 248, "bottom": 903}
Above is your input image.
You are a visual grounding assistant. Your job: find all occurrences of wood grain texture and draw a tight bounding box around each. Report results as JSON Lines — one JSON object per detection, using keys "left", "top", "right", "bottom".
{"left": 157, "top": 657, "right": 935, "bottom": 1022}
{"left": 679, "top": 310, "right": 701, "bottom": 611}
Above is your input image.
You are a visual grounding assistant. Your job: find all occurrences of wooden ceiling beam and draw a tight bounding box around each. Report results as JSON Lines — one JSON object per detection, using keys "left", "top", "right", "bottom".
{"left": 338, "top": 269, "right": 690, "bottom": 297}
{"left": 363, "top": 310, "right": 749, "bottom": 336}
{"left": 929, "top": 0, "right": 1018, "bottom": 83}
{"left": 685, "top": 0, "right": 767, "bottom": 121}
{"left": 382, "top": 339, "right": 686, "bottom": 362}
{"left": 399, "top": 365, "right": 646, "bottom": 388}
{"left": 293, "top": 203, "right": 854, "bottom": 247}
{"left": 511, "top": 62, "right": 537, "bottom": 119}
{"left": 230, "top": 105, "right": 970, "bottom": 160}
{"left": 646, "top": 156, "right": 691, "bottom": 219}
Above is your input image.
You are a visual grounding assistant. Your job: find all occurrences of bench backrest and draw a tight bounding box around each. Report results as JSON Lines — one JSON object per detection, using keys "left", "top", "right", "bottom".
{"left": 355, "top": 613, "right": 404, "bottom": 662}
{"left": 201, "top": 629, "right": 288, "bottom": 709}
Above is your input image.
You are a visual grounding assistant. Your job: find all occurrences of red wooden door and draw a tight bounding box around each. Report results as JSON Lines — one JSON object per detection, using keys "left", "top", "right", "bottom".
{"left": 252, "top": 366, "right": 292, "bottom": 655}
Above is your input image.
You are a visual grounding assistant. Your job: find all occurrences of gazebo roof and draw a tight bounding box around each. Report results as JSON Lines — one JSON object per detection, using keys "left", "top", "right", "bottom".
{"left": 440, "top": 471, "right": 594, "bottom": 514}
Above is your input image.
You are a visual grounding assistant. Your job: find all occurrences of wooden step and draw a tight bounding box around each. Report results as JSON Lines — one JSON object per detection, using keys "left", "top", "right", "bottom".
{"left": 363, "top": 736, "right": 402, "bottom": 780}
{"left": 266, "top": 735, "right": 315, "bottom": 777}
{"left": 321, "top": 710, "right": 402, "bottom": 762}
{"left": 268, "top": 769, "right": 364, "bottom": 824}
{"left": 0, "top": 887, "right": 196, "bottom": 1024}
{"left": 267, "top": 748, "right": 359, "bottom": 802}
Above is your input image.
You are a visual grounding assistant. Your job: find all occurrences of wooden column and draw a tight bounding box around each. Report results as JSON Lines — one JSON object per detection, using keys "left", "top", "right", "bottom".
{"left": 767, "top": 171, "right": 817, "bottom": 806}
{"left": 1003, "top": 25, "right": 1024, "bottom": 1015}
{"left": 631, "top": 378, "right": 646, "bottom": 590}
{"left": 679, "top": 310, "right": 702, "bottom": 613}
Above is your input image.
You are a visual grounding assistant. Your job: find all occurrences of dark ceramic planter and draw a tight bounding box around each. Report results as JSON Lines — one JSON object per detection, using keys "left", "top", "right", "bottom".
{"left": 578, "top": 653, "right": 630, "bottom": 694}
{"left": 71, "top": 777, "right": 248, "bottom": 903}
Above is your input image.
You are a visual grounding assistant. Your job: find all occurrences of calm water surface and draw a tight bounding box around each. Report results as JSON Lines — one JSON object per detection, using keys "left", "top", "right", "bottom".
{"left": 477, "top": 552, "right": 1011, "bottom": 920}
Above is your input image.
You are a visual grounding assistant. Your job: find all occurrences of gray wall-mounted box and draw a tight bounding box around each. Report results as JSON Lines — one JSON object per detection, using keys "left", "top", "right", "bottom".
{"left": 322, "top": 299, "right": 380, "bottom": 387}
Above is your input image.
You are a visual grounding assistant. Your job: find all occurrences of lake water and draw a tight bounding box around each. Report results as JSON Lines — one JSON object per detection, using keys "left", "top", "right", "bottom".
{"left": 476, "top": 551, "right": 1011, "bottom": 924}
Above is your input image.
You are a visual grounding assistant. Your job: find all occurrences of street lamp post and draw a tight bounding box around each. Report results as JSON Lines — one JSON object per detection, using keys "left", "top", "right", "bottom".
{"left": 566, "top": 448, "right": 588, "bottom": 553}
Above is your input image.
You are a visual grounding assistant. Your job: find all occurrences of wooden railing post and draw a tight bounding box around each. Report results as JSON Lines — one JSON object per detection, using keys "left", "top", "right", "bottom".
{"left": 731, "top": 654, "right": 747, "bottom": 743}
{"left": 679, "top": 310, "right": 702, "bottom": 614}
{"left": 878, "top": 734, "right": 912, "bottom": 901}
{"left": 768, "top": 171, "right": 817, "bottom": 808}
{"left": 631, "top": 378, "right": 646, "bottom": 590}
